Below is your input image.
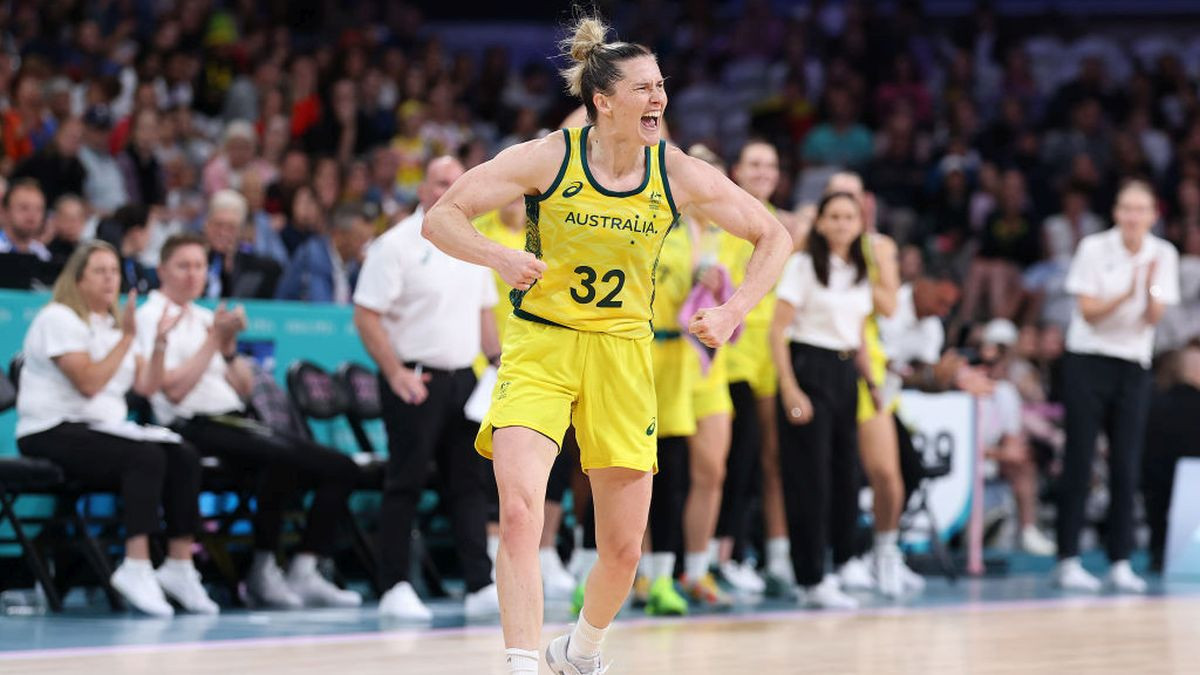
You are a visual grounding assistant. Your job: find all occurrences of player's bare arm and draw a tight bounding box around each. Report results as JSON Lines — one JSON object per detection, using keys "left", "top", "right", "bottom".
{"left": 665, "top": 145, "right": 791, "bottom": 347}
{"left": 422, "top": 134, "right": 564, "bottom": 290}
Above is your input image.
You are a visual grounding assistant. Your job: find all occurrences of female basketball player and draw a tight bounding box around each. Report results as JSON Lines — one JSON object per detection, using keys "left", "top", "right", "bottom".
{"left": 422, "top": 14, "right": 791, "bottom": 674}
{"left": 715, "top": 140, "right": 797, "bottom": 595}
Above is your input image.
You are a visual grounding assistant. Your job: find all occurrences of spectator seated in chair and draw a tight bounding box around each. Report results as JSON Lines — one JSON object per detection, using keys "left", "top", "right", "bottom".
{"left": 138, "top": 231, "right": 361, "bottom": 609}
{"left": 15, "top": 241, "right": 215, "bottom": 617}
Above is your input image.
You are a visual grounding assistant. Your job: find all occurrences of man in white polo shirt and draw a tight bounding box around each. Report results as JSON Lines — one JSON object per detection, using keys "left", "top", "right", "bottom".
{"left": 139, "top": 231, "right": 363, "bottom": 610}
{"left": 1052, "top": 180, "right": 1180, "bottom": 593}
{"left": 353, "top": 156, "right": 501, "bottom": 620}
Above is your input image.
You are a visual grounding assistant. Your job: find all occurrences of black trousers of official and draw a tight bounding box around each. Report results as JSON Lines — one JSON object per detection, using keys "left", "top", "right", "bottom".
{"left": 1142, "top": 385, "right": 1200, "bottom": 571}
{"left": 715, "top": 381, "right": 762, "bottom": 559}
{"left": 778, "top": 342, "right": 862, "bottom": 588}
{"left": 175, "top": 415, "right": 359, "bottom": 556}
{"left": 377, "top": 367, "right": 492, "bottom": 593}
{"left": 649, "top": 436, "right": 689, "bottom": 556}
{"left": 1056, "top": 352, "right": 1152, "bottom": 561}
{"left": 18, "top": 422, "right": 202, "bottom": 539}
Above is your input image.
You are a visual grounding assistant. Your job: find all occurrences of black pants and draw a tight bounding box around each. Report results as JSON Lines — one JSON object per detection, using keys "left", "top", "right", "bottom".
{"left": 1142, "top": 385, "right": 1200, "bottom": 571}
{"left": 1056, "top": 352, "right": 1151, "bottom": 561}
{"left": 649, "top": 436, "right": 689, "bottom": 555}
{"left": 896, "top": 413, "right": 925, "bottom": 509}
{"left": 18, "top": 422, "right": 201, "bottom": 539}
{"left": 715, "top": 381, "right": 761, "bottom": 557}
{"left": 778, "top": 342, "right": 861, "bottom": 587}
{"left": 175, "top": 414, "right": 359, "bottom": 556}
{"left": 378, "top": 366, "right": 491, "bottom": 593}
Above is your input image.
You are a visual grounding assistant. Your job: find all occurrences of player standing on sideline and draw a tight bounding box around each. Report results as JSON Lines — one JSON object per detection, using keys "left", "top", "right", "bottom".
{"left": 421, "top": 12, "right": 791, "bottom": 674}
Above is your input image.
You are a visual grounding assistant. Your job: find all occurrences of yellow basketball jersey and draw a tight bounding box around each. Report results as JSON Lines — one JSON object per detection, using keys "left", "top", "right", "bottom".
{"left": 513, "top": 126, "right": 677, "bottom": 339}
{"left": 474, "top": 209, "right": 526, "bottom": 343}
{"left": 717, "top": 203, "right": 777, "bottom": 328}
{"left": 651, "top": 219, "right": 692, "bottom": 333}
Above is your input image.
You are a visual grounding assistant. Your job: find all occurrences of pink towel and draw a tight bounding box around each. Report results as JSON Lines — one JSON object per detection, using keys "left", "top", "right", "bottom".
{"left": 678, "top": 264, "right": 742, "bottom": 375}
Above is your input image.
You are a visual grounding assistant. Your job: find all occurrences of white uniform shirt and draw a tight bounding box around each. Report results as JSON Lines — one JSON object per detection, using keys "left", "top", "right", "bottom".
{"left": 776, "top": 251, "right": 873, "bottom": 351}
{"left": 16, "top": 303, "right": 137, "bottom": 438}
{"left": 135, "top": 290, "right": 245, "bottom": 425}
{"left": 1064, "top": 228, "right": 1181, "bottom": 367}
{"left": 353, "top": 208, "right": 497, "bottom": 371}
{"left": 877, "top": 284, "right": 945, "bottom": 366}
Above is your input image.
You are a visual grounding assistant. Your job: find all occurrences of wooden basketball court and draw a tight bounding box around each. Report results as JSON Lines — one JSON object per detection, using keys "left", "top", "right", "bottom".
{"left": 3, "top": 593, "right": 1197, "bottom": 674}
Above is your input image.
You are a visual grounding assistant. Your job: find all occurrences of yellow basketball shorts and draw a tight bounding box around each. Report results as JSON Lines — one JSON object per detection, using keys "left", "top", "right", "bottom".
{"left": 725, "top": 322, "right": 778, "bottom": 399}
{"left": 693, "top": 345, "right": 733, "bottom": 420}
{"left": 475, "top": 315, "right": 658, "bottom": 473}
{"left": 857, "top": 321, "right": 897, "bottom": 423}
{"left": 652, "top": 337, "right": 697, "bottom": 438}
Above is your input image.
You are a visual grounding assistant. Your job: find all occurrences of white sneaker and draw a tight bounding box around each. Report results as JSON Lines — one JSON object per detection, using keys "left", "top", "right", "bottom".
{"left": 546, "top": 633, "right": 609, "bottom": 674}
{"left": 738, "top": 560, "right": 769, "bottom": 593}
{"left": 837, "top": 557, "right": 875, "bottom": 591}
{"left": 1107, "top": 560, "right": 1147, "bottom": 594}
{"left": 720, "top": 560, "right": 762, "bottom": 594}
{"left": 802, "top": 575, "right": 859, "bottom": 610}
{"left": 1051, "top": 557, "right": 1102, "bottom": 593}
{"left": 1020, "top": 525, "right": 1058, "bottom": 556}
{"left": 542, "top": 549, "right": 578, "bottom": 601}
{"left": 899, "top": 559, "right": 926, "bottom": 592}
{"left": 873, "top": 547, "right": 905, "bottom": 599}
{"left": 464, "top": 582, "right": 500, "bottom": 618}
{"left": 155, "top": 561, "right": 219, "bottom": 614}
{"left": 246, "top": 558, "right": 304, "bottom": 609}
{"left": 286, "top": 557, "right": 362, "bottom": 607}
{"left": 378, "top": 581, "right": 432, "bottom": 621}
{"left": 111, "top": 559, "right": 174, "bottom": 617}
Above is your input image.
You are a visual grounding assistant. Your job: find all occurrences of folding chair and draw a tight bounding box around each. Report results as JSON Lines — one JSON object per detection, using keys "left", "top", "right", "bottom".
{"left": 284, "top": 360, "right": 383, "bottom": 595}
{"left": 6, "top": 355, "right": 124, "bottom": 611}
{"left": 333, "top": 361, "right": 449, "bottom": 598}
{"left": 901, "top": 444, "right": 958, "bottom": 582}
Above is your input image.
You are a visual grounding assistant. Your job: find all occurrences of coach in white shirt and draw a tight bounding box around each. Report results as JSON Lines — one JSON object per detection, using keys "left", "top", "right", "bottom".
{"left": 770, "top": 192, "right": 876, "bottom": 610}
{"left": 353, "top": 156, "right": 501, "bottom": 621}
{"left": 141, "top": 231, "right": 362, "bottom": 610}
{"left": 1052, "top": 180, "right": 1180, "bottom": 594}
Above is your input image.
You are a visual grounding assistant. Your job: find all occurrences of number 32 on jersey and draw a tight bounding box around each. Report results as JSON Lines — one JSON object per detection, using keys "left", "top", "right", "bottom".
{"left": 571, "top": 265, "right": 625, "bottom": 308}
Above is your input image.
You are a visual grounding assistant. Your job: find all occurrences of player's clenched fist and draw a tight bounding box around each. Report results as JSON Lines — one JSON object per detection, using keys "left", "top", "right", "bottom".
{"left": 496, "top": 249, "right": 547, "bottom": 291}
{"left": 688, "top": 305, "right": 739, "bottom": 348}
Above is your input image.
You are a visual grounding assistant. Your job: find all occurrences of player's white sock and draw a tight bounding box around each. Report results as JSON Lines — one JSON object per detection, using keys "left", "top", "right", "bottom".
{"left": 637, "top": 553, "right": 654, "bottom": 579}
{"left": 505, "top": 648, "right": 538, "bottom": 673}
{"left": 567, "top": 612, "right": 608, "bottom": 663}
{"left": 707, "top": 539, "right": 720, "bottom": 563}
{"left": 766, "top": 537, "right": 791, "bottom": 576}
{"left": 487, "top": 535, "right": 500, "bottom": 564}
{"left": 652, "top": 552, "right": 676, "bottom": 579}
{"left": 685, "top": 551, "right": 709, "bottom": 581}
{"left": 874, "top": 530, "right": 899, "bottom": 552}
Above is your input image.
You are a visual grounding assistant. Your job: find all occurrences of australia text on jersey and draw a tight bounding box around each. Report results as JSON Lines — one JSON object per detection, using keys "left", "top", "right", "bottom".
{"left": 564, "top": 210, "right": 660, "bottom": 235}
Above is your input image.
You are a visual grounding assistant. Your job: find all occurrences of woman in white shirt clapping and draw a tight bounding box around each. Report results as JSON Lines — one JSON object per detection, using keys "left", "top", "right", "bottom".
{"left": 16, "top": 241, "right": 216, "bottom": 617}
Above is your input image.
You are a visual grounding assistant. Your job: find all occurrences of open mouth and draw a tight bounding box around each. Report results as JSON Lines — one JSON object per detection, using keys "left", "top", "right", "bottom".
{"left": 640, "top": 113, "right": 660, "bottom": 132}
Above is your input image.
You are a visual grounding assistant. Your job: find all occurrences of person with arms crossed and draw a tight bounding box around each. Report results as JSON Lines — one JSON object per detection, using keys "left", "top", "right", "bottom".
{"left": 354, "top": 156, "right": 501, "bottom": 620}
{"left": 1052, "top": 179, "right": 1180, "bottom": 593}
{"left": 421, "top": 14, "right": 791, "bottom": 674}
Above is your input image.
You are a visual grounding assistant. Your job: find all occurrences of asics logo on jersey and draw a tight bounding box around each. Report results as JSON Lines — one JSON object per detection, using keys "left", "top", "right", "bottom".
{"left": 562, "top": 181, "right": 584, "bottom": 198}
{"left": 645, "top": 417, "right": 656, "bottom": 436}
